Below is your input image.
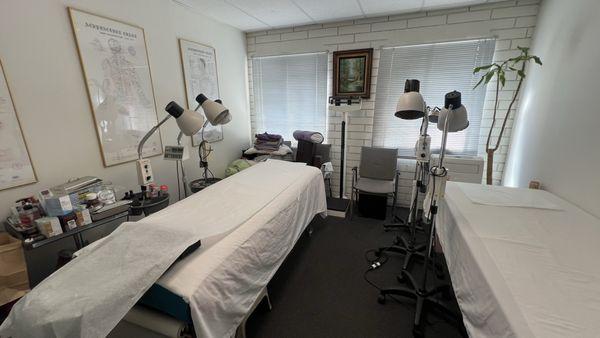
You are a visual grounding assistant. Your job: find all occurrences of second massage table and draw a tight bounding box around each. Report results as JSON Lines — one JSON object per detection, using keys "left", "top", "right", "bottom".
{"left": 437, "top": 182, "right": 600, "bottom": 338}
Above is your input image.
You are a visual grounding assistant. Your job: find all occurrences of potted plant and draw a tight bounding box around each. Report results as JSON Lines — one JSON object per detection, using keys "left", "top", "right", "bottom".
{"left": 474, "top": 46, "right": 542, "bottom": 184}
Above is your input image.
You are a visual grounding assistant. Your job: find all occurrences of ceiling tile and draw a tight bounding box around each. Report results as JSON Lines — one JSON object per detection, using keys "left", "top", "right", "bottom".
{"left": 292, "top": 0, "right": 365, "bottom": 22}
{"left": 358, "top": 0, "right": 423, "bottom": 16}
{"left": 177, "top": 0, "right": 269, "bottom": 30}
{"left": 178, "top": 0, "right": 493, "bottom": 31}
{"left": 225, "top": 0, "right": 313, "bottom": 28}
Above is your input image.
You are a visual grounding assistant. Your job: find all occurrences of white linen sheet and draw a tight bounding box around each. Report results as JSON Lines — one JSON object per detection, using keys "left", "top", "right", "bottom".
{"left": 0, "top": 160, "right": 321, "bottom": 338}
{"left": 157, "top": 161, "right": 326, "bottom": 337}
{"left": 458, "top": 183, "right": 562, "bottom": 210}
{"left": 438, "top": 182, "right": 600, "bottom": 338}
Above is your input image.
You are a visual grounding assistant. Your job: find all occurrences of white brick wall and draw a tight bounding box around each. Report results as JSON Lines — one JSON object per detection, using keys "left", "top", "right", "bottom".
{"left": 246, "top": 0, "right": 540, "bottom": 203}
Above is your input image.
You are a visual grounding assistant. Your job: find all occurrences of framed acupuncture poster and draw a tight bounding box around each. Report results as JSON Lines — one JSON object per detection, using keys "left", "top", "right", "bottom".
{"left": 178, "top": 39, "right": 224, "bottom": 145}
{"left": 0, "top": 59, "right": 37, "bottom": 190}
{"left": 69, "top": 7, "right": 163, "bottom": 166}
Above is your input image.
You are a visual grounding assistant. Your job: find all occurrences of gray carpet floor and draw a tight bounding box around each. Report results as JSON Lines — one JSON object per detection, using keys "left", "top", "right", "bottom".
{"left": 0, "top": 210, "right": 468, "bottom": 337}
{"left": 245, "top": 210, "right": 467, "bottom": 338}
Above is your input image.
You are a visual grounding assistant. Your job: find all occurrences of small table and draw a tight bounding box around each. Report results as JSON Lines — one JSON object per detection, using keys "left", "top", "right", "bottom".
{"left": 190, "top": 178, "right": 222, "bottom": 193}
{"left": 128, "top": 193, "right": 170, "bottom": 216}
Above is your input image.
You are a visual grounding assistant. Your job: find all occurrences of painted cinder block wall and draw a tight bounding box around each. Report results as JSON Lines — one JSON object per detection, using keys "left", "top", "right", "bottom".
{"left": 246, "top": 0, "right": 539, "bottom": 205}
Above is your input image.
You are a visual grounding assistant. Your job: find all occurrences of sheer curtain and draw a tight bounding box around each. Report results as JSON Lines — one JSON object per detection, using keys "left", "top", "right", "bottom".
{"left": 251, "top": 52, "right": 328, "bottom": 142}
{"left": 372, "top": 39, "right": 496, "bottom": 157}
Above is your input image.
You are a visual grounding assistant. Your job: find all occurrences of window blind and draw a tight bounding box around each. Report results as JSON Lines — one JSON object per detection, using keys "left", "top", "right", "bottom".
{"left": 372, "top": 39, "right": 496, "bottom": 157}
{"left": 251, "top": 52, "right": 328, "bottom": 143}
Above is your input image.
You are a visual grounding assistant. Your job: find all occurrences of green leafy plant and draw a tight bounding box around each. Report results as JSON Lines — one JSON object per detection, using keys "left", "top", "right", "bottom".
{"left": 474, "top": 46, "right": 542, "bottom": 185}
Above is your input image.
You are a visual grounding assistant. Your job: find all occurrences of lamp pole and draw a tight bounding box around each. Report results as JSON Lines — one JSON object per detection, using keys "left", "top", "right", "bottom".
{"left": 377, "top": 91, "right": 468, "bottom": 337}
{"left": 339, "top": 111, "right": 347, "bottom": 197}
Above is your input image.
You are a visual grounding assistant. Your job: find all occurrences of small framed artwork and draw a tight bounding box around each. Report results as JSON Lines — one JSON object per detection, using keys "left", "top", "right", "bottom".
{"left": 68, "top": 7, "right": 163, "bottom": 167}
{"left": 333, "top": 48, "right": 373, "bottom": 98}
{"left": 178, "top": 39, "right": 223, "bottom": 145}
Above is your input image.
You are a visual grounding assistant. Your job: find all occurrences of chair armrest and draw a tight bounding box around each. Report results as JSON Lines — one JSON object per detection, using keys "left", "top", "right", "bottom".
{"left": 394, "top": 169, "right": 400, "bottom": 190}
{"left": 352, "top": 167, "right": 358, "bottom": 187}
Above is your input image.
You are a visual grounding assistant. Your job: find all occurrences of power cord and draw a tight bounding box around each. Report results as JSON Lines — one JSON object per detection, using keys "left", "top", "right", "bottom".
{"left": 363, "top": 268, "right": 383, "bottom": 291}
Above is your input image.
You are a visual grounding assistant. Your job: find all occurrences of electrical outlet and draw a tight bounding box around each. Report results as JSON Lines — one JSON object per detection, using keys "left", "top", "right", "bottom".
{"left": 415, "top": 135, "right": 431, "bottom": 162}
{"left": 136, "top": 159, "right": 154, "bottom": 186}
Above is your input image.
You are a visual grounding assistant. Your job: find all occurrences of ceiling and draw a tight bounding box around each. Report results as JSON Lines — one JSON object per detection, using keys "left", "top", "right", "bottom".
{"left": 174, "top": 0, "right": 503, "bottom": 31}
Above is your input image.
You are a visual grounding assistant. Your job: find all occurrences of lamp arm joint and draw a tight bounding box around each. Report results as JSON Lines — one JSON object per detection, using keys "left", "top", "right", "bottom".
{"left": 138, "top": 114, "right": 172, "bottom": 159}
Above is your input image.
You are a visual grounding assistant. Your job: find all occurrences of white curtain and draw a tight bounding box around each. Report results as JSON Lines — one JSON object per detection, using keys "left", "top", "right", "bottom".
{"left": 373, "top": 39, "right": 496, "bottom": 157}
{"left": 251, "top": 52, "right": 328, "bottom": 143}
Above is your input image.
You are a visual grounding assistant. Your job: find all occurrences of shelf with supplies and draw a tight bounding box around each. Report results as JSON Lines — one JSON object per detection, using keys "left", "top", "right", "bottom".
{"left": 4, "top": 210, "right": 130, "bottom": 251}
{"left": 4, "top": 210, "right": 130, "bottom": 288}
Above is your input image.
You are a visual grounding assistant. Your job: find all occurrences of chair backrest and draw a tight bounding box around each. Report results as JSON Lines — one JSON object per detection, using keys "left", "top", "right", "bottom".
{"left": 314, "top": 143, "right": 331, "bottom": 163}
{"left": 295, "top": 140, "right": 316, "bottom": 165}
{"left": 359, "top": 146, "right": 398, "bottom": 181}
{"left": 295, "top": 142, "right": 332, "bottom": 167}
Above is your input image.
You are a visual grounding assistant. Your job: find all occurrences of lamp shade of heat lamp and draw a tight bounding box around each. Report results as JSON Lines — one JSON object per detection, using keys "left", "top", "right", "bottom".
{"left": 395, "top": 79, "right": 426, "bottom": 120}
{"left": 437, "top": 91, "right": 469, "bottom": 132}
{"left": 195, "top": 94, "right": 231, "bottom": 126}
{"left": 165, "top": 101, "right": 205, "bottom": 136}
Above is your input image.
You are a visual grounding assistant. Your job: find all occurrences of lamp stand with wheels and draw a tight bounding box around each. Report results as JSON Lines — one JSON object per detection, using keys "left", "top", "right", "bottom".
{"left": 378, "top": 106, "right": 442, "bottom": 272}
{"left": 377, "top": 155, "right": 427, "bottom": 271}
{"left": 377, "top": 91, "right": 469, "bottom": 337}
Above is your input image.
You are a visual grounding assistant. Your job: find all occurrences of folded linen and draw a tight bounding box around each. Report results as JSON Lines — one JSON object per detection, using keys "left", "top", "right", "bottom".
{"left": 255, "top": 132, "right": 282, "bottom": 142}
{"left": 255, "top": 138, "right": 283, "bottom": 151}
{"left": 255, "top": 139, "right": 282, "bottom": 146}
{"left": 245, "top": 144, "right": 292, "bottom": 156}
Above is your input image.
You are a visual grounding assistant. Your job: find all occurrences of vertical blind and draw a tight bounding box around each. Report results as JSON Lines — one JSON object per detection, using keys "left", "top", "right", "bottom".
{"left": 251, "top": 52, "right": 328, "bottom": 142}
{"left": 372, "top": 39, "right": 496, "bottom": 157}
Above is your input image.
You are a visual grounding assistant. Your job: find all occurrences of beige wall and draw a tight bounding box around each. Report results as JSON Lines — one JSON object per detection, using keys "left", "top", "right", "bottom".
{"left": 246, "top": 0, "right": 539, "bottom": 203}
{"left": 0, "top": 0, "right": 251, "bottom": 220}
{"left": 505, "top": 0, "right": 600, "bottom": 218}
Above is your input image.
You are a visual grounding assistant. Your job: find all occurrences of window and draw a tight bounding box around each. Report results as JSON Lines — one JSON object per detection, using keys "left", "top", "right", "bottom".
{"left": 372, "top": 39, "right": 496, "bottom": 157}
{"left": 251, "top": 52, "right": 328, "bottom": 143}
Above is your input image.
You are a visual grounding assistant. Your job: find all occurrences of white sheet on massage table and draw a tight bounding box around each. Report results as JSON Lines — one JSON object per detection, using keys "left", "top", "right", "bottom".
{"left": 157, "top": 162, "right": 326, "bottom": 338}
{"left": 438, "top": 182, "right": 600, "bottom": 338}
{"left": 0, "top": 160, "right": 321, "bottom": 338}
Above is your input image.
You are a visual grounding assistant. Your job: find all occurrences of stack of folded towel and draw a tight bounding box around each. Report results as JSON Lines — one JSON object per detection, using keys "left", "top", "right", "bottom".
{"left": 244, "top": 132, "right": 292, "bottom": 157}
{"left": 254, "top": 132, "right": 283, "bottom": 152}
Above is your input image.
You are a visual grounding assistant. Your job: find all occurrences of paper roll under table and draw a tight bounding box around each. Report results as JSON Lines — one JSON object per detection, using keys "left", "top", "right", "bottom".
{"left": 123, "top": 306, "right": 187, "bottom": 337}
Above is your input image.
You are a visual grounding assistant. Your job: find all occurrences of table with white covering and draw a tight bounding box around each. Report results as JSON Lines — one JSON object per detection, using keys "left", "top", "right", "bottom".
{"left": 0, "top": 160, "right": 327, "bottom": 338}
{"left": 437, "top": 182, "right": 600, "bottom": 338}
{"left": 155, "top": 160, "right": 327, "bottom": 337}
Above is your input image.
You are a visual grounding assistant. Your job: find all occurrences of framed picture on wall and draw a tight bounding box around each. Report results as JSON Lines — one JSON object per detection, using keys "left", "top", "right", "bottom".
{"left": 178, "top": 39, "right": 223, "bottom": 145}
{"left": 0, "top": 59, "right": 37, "bottom": 191}
{"left": 68, "top": 7, "right": 163, "bottom": 167}
{"left": 332, "top": 48, "right": 373, "bottom": 98}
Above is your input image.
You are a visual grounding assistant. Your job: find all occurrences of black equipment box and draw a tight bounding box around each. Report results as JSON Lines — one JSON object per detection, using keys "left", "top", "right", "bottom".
{"left": 357, "top": 193, "right": 387, "bottom": 220}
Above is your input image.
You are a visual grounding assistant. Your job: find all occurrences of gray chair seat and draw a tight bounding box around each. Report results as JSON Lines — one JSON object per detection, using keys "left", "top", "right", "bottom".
{"left": 355, "top": 177, "right": 395, "bottom": 194}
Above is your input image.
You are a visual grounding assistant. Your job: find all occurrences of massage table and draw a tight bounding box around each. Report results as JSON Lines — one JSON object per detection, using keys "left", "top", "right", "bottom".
{"left": 131, "top": 159, "right": 327, "bottom": 337}
{"left": 0, "top": 160, "right": 327, "bottom": 338}
{"left": 437, "top": 182, "right": 600, "bottom": 338}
